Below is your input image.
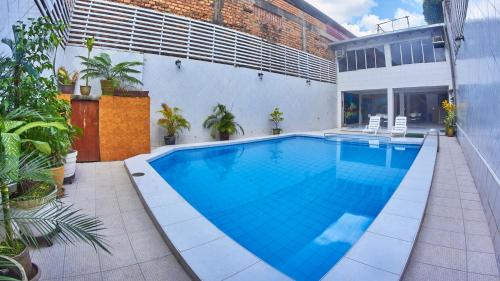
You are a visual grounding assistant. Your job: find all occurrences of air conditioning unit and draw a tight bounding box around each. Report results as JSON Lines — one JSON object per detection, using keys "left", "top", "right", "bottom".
{"left": 432, "top": 35, "right": 445, "bottom": 48}
{"left": 335, "top": 49, "right": 345, "bottom": 58}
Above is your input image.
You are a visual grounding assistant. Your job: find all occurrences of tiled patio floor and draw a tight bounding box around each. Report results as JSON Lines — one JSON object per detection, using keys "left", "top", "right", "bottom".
{"left": 34, "top": 161, "right": 190, "bottom": 281}
{"left": 403, "top": 137, "right": 499, "bottom": 281}
{"left": 32, "top": 136, "right": 499, "bottom": 281}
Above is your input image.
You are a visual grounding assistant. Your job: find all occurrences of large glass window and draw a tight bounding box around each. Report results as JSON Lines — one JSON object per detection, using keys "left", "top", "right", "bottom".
{"left": 391, "top": 43, "right": 402, "bottom": 66}
{"left": 366, "top": 48, "right": 376, "bottom": 68}
{"left": 375, "top": 46, "right": 386, "bottom": 67}
{"left": 434, "top": 46, "right": 446, "bottom": 62}
{"left": 422, "top": 39, "right": 435, "bottom": 63}
{"left": 338, "top": 55, "right": 347, "bottom": 72}
{"left": 411, "top": 40, "right": 424, "bottom": 63}
{"left": 401, "top": 42, "right": 412, "bottom": 64}
{"left": 356, "top": 49, "right": 366, "bottom": 70}
{"left": 347, "top": 50, "right": 356, "bottom": 71}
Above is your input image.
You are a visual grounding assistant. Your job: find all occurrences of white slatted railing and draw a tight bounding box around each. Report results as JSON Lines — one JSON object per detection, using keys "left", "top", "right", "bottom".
{"left": 35, "top": 0, "right": 75, "bottom": 44}
{"left": 67, "top": 0, "right": 336, "bottom": 83}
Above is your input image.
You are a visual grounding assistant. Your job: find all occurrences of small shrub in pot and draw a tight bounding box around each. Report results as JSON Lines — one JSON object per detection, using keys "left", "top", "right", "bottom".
{"left": 157, "top": 103, "right": 190, "bottom": 145}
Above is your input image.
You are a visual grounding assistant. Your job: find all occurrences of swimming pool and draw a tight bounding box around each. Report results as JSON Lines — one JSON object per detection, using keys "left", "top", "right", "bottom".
{"left": 150, "top": 136, "right": 420, "bottom": 280}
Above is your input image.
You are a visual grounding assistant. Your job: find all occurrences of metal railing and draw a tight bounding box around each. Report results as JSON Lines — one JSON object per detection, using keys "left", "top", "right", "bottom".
{"left": 35, "top": 0, "right": 75, "bottom": 44}
{"left": 67, "top": 0, "right": 337, "bottom": 83}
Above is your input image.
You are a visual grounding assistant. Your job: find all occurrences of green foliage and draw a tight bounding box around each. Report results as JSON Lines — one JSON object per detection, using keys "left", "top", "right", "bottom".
{"left": 0, "top": 17, "right": 64, "bottom": 112}
{"left": 269, "top": 107, "right": 284, "bottom": 130}
{"left": 0, "top": 254, "right": 27, "bottom": 281}
{"left": 423, "top": 0, "right": 444, "bottom": 24}
{"left": 57, "top": 67, "right": 78, "bottom": 85}
{"left": 203, "top": 104, "right": 244, "bottom": 139}
{"left": 78, "top": 53, "right": 143, "bottom": 88}
{"left": 82, "top": 37, "right": 95, "bottom": 86}
{"left": 157, "top": 103, "right": 190, "bottom": 137}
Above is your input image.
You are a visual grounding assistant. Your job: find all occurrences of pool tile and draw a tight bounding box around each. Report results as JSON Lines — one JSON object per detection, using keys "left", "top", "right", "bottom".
{"left": 322, "top": 257, "right": 399, "bottom": 281}
{"left": 382, "top": 198, "right": 426, "bottom": 219}
{"left": 163, "top": 217, "right": 224, "bottom": 251}
{"left": 150, "top": 202, "right": 201, "bottom": 226}
{"left": 367, "top": 213, "right": 420, "bottom": 241}
{"left": 345, "top": 232, "right": 412, "bottom": 275}
{"left": 181, "top": 237, "right": 259, "bottom": 280}
{"left": 224, "top": 261, "right": 292, "bottom": 281}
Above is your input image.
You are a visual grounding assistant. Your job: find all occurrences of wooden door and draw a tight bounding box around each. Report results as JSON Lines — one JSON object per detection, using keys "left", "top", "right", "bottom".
{"left": 71, "top": 100, "right": 100, "bottom": 162}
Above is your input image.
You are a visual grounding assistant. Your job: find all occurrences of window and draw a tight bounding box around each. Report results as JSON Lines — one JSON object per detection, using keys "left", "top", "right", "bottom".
{"left": 434, "top": 46, "right": 446, "bottom": 62}
{"left": 356, "top": 49, "right": 366, "bottom": 69}
{"left": 366, "top": 48, "right": 376, "bottom": 68}
{"left": 391, "top": 43, "right": 401, "bottom": 66}
{"left": 375, "top": 46, "right": 386, "bottom": 67}
{"left": 422, "top": 39, "right": 435, "bottom": 63}
{"left": 347, "top": 50, "right": 356, "bottom": 71}
{"left": 401, "top": 42, "right": 412, "bottom": 64}
{"left": 411, "top": 40, "right": 424, "bottom": 63}
{"left": 338, "top": 55, "right": 347, "bottom": 72}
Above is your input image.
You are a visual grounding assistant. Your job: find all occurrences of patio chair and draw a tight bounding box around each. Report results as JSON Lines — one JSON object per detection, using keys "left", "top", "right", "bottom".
{"left": 391, "top": 116, "right": 407, "bottom": 137}
{"left": 363, "top": 116, "right": 381, "bottom": 135}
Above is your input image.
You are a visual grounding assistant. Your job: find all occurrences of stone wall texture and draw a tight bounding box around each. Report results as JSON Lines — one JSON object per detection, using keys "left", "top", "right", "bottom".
{"left": 109, "top": 0, "right": 351, "bottom": 60}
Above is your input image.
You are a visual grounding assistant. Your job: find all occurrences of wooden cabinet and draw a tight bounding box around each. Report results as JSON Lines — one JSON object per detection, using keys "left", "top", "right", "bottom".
{"left": 71, "top": 99, "right": 100, "bottom": 162}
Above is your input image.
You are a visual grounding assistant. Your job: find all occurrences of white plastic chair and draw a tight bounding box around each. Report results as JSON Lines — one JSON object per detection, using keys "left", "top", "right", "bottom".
{"left": 391, "top": 116, "right": 407, "bottom": 137}
{"left": 363, "top": 116, "right": 381, "bottom": 135}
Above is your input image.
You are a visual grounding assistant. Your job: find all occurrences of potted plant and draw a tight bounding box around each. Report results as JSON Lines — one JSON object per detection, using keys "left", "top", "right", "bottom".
{"left": 78, "top": 53, "right": 143, "bottom": 96}
{"left": 269, "top": 107, "right": 284, "bottom": 135}
{"left": 442, "top": 99, "right": 456, "bottom": 137}
{"left": 203, "top": 103, "right": 244, "bottom": 141}
{"left": 0, "top": 255, "right": 28, "bottom": 281}
{"left": 56, "top": 67, "right": 78, "bottom": 94}
{"left": 157, "top": 103, "right": 190, "bottom": 145}
{"left": 79, "top": 37, "right": 95, "bottom": 96}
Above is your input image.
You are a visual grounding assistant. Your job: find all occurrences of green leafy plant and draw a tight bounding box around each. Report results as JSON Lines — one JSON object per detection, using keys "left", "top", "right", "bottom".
{"left": 82, "top": 37, "right": 95, "bottom": 87}
{"left": 269, "top": 107, "right": 284, "bottom": 131}
{"left": 0, "top": 17, "right": 64, "bottom": 112}
{"left": 203, "top": 104, "right": 244, "bottom": 140}
{"left": 57, "top": 67, "right": 78, "bottom": 85}
{"left": 78, "top": 53, "right": 143, "bottom": 87}
{"left": 423, "top": 0, "right": 444, "bottom": 24}
{"left": 157, "top": 103, "right": 190, "bottom": 137}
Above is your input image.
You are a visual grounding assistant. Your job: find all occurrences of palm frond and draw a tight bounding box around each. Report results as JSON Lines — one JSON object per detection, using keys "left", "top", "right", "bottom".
{"left": 7, "top": 202, "right": 110, "bottom": 254}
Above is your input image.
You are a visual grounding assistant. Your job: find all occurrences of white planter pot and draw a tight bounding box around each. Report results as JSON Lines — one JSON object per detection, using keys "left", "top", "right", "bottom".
{"left": 64, "top": 150, "right": 78, "bottom": 179}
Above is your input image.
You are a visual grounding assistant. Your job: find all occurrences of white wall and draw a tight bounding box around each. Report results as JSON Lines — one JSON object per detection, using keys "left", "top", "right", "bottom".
{"left": 0, "top": 0, "right": 41, "bottom": 55}
{"left": 60, "top": 46, "right": 338, "bottom": 147}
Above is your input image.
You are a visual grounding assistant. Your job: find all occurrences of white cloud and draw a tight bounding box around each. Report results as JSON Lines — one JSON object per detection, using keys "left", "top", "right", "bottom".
{"left": 306, "top": 0, "right": 378, "bottom": 23}
{"left": 306, "top": 0, "right": 428, "bottom": 37}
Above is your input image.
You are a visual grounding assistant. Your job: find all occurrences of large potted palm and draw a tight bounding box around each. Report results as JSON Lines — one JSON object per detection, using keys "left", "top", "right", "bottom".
{"left": 203, "top": 104, "right": 244, "bottom": 141}
{"left": 157, "top": 103, "right": 190, "bottom": 145}
{"left": 78, "top": 53, "right": 143, "bottom": 96}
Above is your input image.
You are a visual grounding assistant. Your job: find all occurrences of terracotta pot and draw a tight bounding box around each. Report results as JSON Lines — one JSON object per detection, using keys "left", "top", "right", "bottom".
{"left": 100, "top": 80, "right": 114, "bottom": 95}
{"left": 164, "top": 136, "right": 176, "bottom": 145}
{"left": 80, "top": 85, "right": 91, "bottom": 96}
{"left": 11, "top": 246, "right": 34, "bottom": 279}
{"left": 58, "top": 83, "right": 75, "bottom": 95}
{"left": 446, "top": 127, "right": 455, "bottom": 137}
{"left": 49, "top": 166, "right": 65, "bottom": 197}
{"left": 272, "top": 128, "right": 282, "bottom": 135}
{"left": 219, "top": 132, "right": 230, "bottom": 141}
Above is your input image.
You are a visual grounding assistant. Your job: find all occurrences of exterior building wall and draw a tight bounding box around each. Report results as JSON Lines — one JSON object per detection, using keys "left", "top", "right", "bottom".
{"left": 333, "top": 29, "right": 453, "bottom": 128}
{"left": 109, "top": 0, "right": 351, "bottom": 60}
{"left": 453, "top": 0, "right": 500, "bottom": 270}
{"left": 60, "top": 45, "right": 337, "bottom": 147}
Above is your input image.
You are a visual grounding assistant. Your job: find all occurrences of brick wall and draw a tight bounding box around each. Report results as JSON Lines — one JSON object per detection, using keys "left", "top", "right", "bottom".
{"left": 110, "top": 0, "right": 351, "bottom": 60}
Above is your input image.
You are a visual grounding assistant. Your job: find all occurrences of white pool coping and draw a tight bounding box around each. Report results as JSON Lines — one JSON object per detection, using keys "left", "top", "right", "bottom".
{"left": 124, "top": 131, "right": 438, "bottom": 281}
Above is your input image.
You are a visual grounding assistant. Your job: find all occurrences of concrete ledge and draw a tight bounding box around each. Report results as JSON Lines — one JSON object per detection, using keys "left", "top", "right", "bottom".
{"left": 125, "top": 132, "right": 437, "bottom": 281}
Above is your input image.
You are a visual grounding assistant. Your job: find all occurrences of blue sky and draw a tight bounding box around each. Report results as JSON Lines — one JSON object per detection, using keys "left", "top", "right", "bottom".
{"left": 306, "top": 0, "right": 426, "bottom": 36}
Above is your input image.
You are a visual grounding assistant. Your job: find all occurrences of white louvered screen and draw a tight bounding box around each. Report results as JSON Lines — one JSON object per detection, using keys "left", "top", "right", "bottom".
{"left": 67, "top": 0, "right": 337, "bottom": 84}
{"left": 35, "top": 0, "right": 75, "bottom": 44}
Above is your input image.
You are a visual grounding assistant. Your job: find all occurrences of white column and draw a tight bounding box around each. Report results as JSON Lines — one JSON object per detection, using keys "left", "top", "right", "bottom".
{"left": 337, "top": 90, "right": 343, "bottom": 128}
{"left": 358, "top": 94, "right": 363, "bottom": 125}
{"left": 399, "top": 93, "right": 405, "bottom": 117}
{"left": 387, "top": 88, "right": 394, "bottom": 130}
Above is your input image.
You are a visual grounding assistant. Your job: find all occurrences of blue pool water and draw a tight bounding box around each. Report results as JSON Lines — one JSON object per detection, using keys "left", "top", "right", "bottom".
{"left": 150, "top": 136, "right": 420, "bottom": 280}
